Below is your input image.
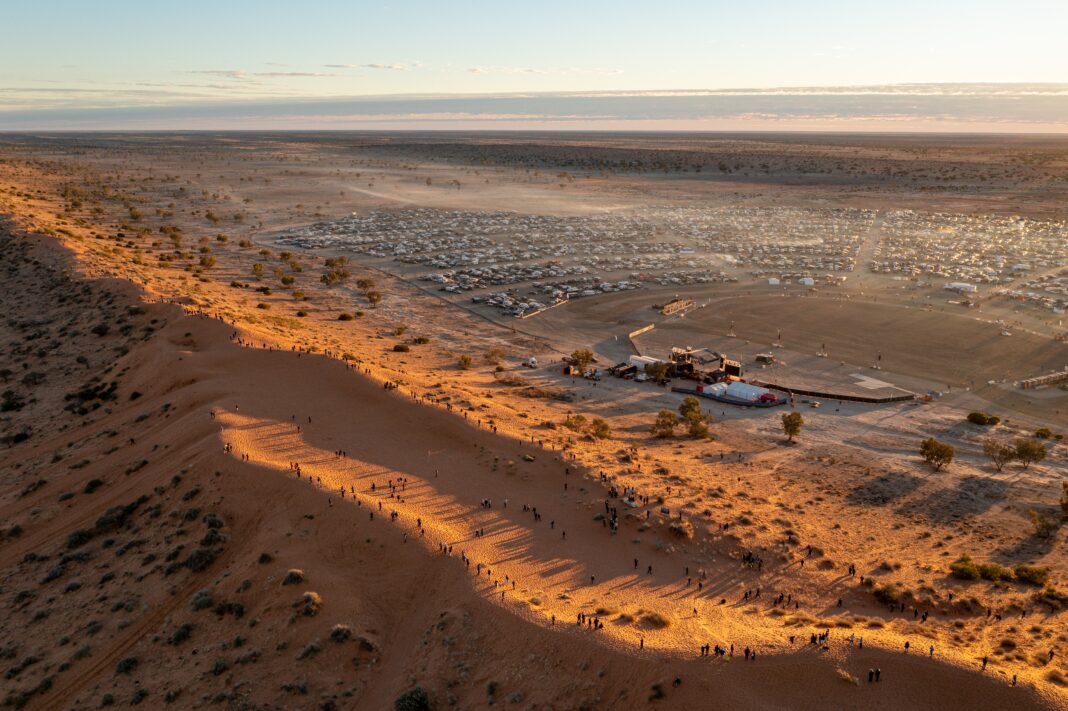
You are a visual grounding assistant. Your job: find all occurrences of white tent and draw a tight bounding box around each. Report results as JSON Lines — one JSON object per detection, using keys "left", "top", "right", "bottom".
{"left": 725, "top": 381, "right": 771, "bottom": 402}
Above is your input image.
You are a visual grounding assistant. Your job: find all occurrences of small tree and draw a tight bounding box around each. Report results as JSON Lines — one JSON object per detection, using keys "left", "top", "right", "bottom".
{"left": 781, "top": 411, "right": 803, "bottom": 442}
{"left": 564, "top": 414, "right": 587, "bottom": 431}
{"left": 686, "top": 415, "right": 710, "bottom": 439}
{"left": 920, "top": 437, "right": 954, "bottom": 471}
{"left": 590, "top": 418, "right": 611, "bottom": 440}
{"left": 457, "top": 355, "right": 472, "bottom": 370}
{"left": 483, "top": 347, "right": 506, "bottom": 365}
{"left": 1028, "top": 509, "right": 1055, "bottom": 539}
{"left": 570, "top": 348, "right": 595, "bottom": 375}
{"left": 982, "top": 438, "right": 1015, "bottom": 472}
{"left": 679, "top": 396, "right": 701, "bottom": 421}
{"left": 1015, "top": 438, "right": 1047, "bottom": 469}
{"left": 366, "top": 291, "right": 382, "bottom": 308}
{"left": 651, "top": 410, "right": 678, "bottom": 438}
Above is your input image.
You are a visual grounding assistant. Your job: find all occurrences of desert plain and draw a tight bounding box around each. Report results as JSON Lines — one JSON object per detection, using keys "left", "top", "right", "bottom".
{"left": 0, "top": 131, "right": 1067, "bottom": 710}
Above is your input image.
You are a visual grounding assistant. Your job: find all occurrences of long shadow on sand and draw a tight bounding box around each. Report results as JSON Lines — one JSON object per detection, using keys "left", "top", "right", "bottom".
{"left": 894, "top": 475, "right": 1008, "bottom": 524}
{"left": 844, "top": 470, "right": 923, "bottom": 508}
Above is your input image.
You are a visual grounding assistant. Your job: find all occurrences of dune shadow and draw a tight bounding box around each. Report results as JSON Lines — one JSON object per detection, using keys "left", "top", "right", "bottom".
{"left": 894, "top": 475, "right": 1008, "bottom": 524}
{"left": 844, "top": 470, "right": 923, "bottom": 507}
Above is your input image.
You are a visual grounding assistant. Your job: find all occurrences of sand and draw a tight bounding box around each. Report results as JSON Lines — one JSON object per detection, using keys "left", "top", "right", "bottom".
{"left": 0, "top": 133, "right": 1066, "bottom": 709}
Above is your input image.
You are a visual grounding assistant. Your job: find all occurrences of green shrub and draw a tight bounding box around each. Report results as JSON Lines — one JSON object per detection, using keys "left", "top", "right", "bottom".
{"left": 873, "top": 584, "right": 899, "bottom": 605}
{"left": 394, "top": 686, "right": 430, "bottom": 711}
{"left": 949, "top": 555, "right": 981, "bottom": 580}
{"left": 564, "top": 414, "right": 587, "bottom": 431}
{"left": 169, "top": 624, "right": 193, "bottom": 645}
{"left": 115, "top": 657, "right": 138, "bottom": 674}
{"left": 1014, "top": 565, "right": 1050, "bottom": 586}
{"left": 977, "top": 562, "right": 1013, "bottom": 582}
{"left": 66, "top": 529, "right": 92, "bottom": 549}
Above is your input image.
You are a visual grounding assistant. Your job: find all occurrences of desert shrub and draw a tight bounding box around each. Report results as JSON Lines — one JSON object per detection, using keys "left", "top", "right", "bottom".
{"left": 215, "top": 601, "right": 245, "bottom": 619}
{"left": 337, "top": 313, "right": 354, "bottom": 321}
{"left": 590, "top": 418, "right": 611, "bottom": 440}
{"left": 413, "top": 336, "right": 430, "bottom": 345}
{"left": 394, "top": 687, "right": 430, "bottom": 711}
{"left": 563, "top": 414, "right": 587, "bottom": 431}
{"left": 282, "top": 569, "right": 304, "bottom": 585}
{"left": 920, "top": 437, "right": 954, "bottom": 470}
{"left": 1014, "top": 565, "right": 1050, "bottom": 586}
{"left": 977, "top": 562, "right": 1014, "bottom": 582}
{"left": 873, "top": 584, "right": 899, "bottom": 605}
{"left": 211, "top": 659, "right": 228, "bottom": 676}
{"left": 949, "top": 555, "right": 981, "bottom": 580}
{"left": 169, "top": 624, "right": 193, "bottom": 645}
{"left": 1040, "top": 588, "right": 1068, "bottom": 610}
{"left": 1035, "top": 427, "right": 1053, "bottom": 439}
{"left": 66, "top": 529, "right": 92, "bottom": 549}
{"left": 258, "top": 552, "right": 274, "bottom": 564}
{"left": 295, "top": 310, "right": 308, "bottom": 318}
{"left": 641, "top": 612, "right": 670, "bottom": 628}
{"left": 393, "top": 344, "right": 410, "bottom": 353}
{"left": 295, "top": 591, "right": 322, "bottom": 617}
{"left": 1, "top": 390, "right": 25, "bottom": 412}
{"left": 1028, "top": 510, "right": 1056, "bottom": 539}
{"left": 651, "top": 410, "right": 678, "bottom": 438}
{"left": 115, "top": 656, "right": 138, "bottom": 674}
{"left": 297, "top": 640, "right": 321, "bottom": 660}
{"left": 668, "top": 520, "right": 693, "bottom": 539}
{"left": 457, "top": 354, "right": 472, "bottom": 369}
{"left": 183, "top": 548, "right": 217, "bottom": 572}
{"left": 83, "top": 479, "right": 104, "bottom": 494}
{"left": 329, "top": 624, "right": 352, "bottom": 643}
{"left": 967, "top": 412, "right": 995, "bottom": 425}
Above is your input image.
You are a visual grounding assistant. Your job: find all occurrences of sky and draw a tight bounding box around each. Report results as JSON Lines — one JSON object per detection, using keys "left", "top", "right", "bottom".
{"left": 2, "top": 0, "right": 1067, "bottom": 131}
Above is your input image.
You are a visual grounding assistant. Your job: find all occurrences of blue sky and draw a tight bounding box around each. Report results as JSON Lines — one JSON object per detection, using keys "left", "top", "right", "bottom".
{"left": 2, "top": 0, "right": 1067, "bottom": 129}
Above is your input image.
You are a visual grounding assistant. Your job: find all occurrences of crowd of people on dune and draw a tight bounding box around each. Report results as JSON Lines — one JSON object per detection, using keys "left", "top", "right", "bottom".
{"left": 181, "top": 296, "right": 1045, "bottom": 689}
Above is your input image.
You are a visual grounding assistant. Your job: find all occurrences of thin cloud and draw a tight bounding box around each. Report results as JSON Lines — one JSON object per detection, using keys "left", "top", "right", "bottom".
{"left": 465, "top": 66, "right": 622, "bottom": 76}
{"left": 323, "top": 62, "right": 416, "bottom": 71}
{"left": 252, "top": 71, "right": 345, "bottom": 78}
